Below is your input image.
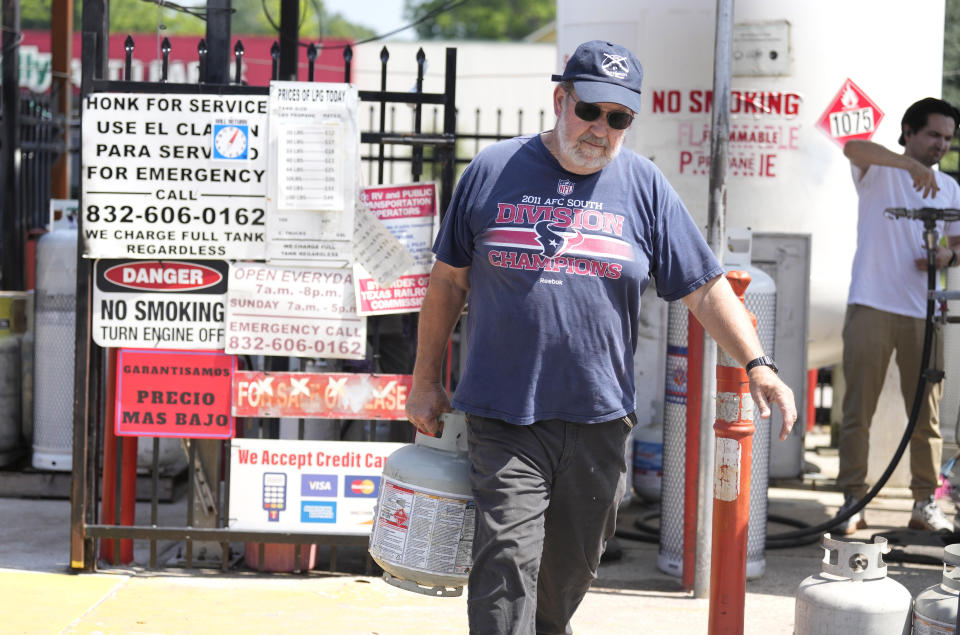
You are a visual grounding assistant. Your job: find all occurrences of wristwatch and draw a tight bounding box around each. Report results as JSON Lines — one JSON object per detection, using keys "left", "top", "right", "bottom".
{"left": 745, "top": 355, "right": 778, "bottom": 374}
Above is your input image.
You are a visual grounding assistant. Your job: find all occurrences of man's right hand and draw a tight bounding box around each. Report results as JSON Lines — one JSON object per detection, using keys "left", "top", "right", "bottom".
{"left": 405, "top": 380, "right": 452, "bottom": 436}
{"left": 907, "top": 160, "right": 940, "bottom": 198}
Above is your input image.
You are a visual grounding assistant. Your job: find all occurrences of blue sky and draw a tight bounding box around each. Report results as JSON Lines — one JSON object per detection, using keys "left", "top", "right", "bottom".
{"left": 325, "top": 0, "right": 414, "bottom": 40}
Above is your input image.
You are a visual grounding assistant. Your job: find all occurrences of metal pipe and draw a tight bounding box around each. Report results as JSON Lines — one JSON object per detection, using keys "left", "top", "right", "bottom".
{"left": 695, "top": 0, "right": 733, "bottom": 600}
{"left": 708, "top": 271, "right": 755, "bottom": 634}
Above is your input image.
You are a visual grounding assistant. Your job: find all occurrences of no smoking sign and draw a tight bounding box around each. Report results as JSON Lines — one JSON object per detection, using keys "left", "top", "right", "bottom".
{"left": 816, "top": 78, "right": 884, "bottom": 147}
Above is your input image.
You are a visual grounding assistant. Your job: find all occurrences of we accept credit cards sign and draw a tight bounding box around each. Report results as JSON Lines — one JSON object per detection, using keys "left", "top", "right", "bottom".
{"left": 228, "top": 438, "right": 403, "bottom": 534}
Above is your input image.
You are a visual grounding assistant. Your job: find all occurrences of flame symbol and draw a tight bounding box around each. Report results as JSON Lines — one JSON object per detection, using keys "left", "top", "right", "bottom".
{"left": 841, "top": 86, "right": 859, "bottom": 110}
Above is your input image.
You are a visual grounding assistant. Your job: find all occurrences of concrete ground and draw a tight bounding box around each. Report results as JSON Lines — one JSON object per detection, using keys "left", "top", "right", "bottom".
{"left": 0, "top": 427, "right": 954, "bottom": 634}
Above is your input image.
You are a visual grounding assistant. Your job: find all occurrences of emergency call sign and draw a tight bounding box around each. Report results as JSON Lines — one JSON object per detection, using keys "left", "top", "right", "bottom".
{"left": 816, "top": 79, "right": 885, "bottom": 147}
{"left": 115, "top": 349, "right": 235, "bottom": 438}
{"left": 81, "top": 93, "right": 268, "bottom": 260}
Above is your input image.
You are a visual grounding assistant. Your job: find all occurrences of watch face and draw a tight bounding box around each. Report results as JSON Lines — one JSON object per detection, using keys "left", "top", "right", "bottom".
{"left": 213, "top": 124, "right": 248, "bottom": 159}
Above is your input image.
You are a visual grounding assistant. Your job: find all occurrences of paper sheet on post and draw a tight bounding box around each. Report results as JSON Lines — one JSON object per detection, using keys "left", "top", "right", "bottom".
{"left": 352, "top": 201, "right": 415, "bottom": 289}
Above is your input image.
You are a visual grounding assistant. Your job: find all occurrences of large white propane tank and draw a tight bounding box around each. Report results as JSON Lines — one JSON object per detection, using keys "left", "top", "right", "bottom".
{"left": 368, "top": 411, "right": 474, "bottom": 597}
{"left": 795, "top": 534, "right": 911, "bottom": 635}
{"left": 631, "top": 420, "right": 662, "bottom": 502}
{"left": 913, "top": 543, "right": 960, "bottom": 634}
{"left": 32, "top": 228, "right": 77, "bottom": 471}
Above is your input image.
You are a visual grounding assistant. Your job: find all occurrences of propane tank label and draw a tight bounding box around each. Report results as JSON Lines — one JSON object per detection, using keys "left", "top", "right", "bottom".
{"left": 913, "top": 612, "right": 954, "bottom": 635}
{"left": 369, "top": 476, "right": 475, "bottom": 576}
{"left": 714, "top": 437, "right": 741, "bottom": 501}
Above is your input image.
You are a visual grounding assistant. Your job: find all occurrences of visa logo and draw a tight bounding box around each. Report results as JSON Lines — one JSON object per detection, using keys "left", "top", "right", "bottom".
{"left": 301, "top": 474, "right": 337, "bottom": 498}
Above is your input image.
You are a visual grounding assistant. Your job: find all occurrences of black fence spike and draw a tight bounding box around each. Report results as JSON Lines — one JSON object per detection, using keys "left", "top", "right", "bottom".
{"left": 233, "top": 40, "right": 245, "bottom": 85}
{"left": 416, "top": 47, "right": 425, "bottom": 64}
{"left": 307, "top": 43, "right": 317, "bottom": 82}
{"left": 380, "top": 46, "right": 389, "bottom": 64}
{"left": 343, "top": 45, "right": 353, "bottom": 83}
{"left": 161, "top": 37, "right": 171, "bottom": 82}
{"left": 197, "top": 38, "right": 208, "bottom": 83}
{"left": 124, "top": 35, "right": 135, "bottom": 81}
{"left": 271, "top": 41, "right": 280, "bottom": 81}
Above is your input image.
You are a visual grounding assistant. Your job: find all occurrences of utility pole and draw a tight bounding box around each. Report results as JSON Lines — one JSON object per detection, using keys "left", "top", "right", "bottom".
{"left": 1, "top": 0, "right": 22, "bottom": 289}
{"left": 279, "top": 0, "right": 299, "bottom": 81}
{"left": 51, "top": 0, "right": 74, "bottom": 199}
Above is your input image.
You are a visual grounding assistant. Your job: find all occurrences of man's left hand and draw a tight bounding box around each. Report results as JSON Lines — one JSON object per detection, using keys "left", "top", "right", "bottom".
{"left": 748, "top": 366, "right": 797, "bottom": 440}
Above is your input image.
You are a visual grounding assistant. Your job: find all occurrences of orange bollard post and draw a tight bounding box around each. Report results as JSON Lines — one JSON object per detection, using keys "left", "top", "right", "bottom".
{"left": 708, "top": 271, "right": 756, "bottom": 635}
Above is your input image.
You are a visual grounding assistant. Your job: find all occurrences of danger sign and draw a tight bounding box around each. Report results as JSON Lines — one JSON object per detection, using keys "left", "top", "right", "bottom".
{"left": 94, "top": 259, "right": 228, "bottom": 349}
{"left": 115, "top": 349, "right": 235, "bottom": 438}
{"left": 816, "top": 78, "right": 885, "bottom": 147}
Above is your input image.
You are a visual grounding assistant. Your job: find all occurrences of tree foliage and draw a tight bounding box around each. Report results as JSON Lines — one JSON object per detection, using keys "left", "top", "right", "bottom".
{"left": 403, "top": 0, "right": 554, "bottom": 40}
{"left": 945, "top": 0, "right": 960, "bottom": 106}
{"left": 21, "top": 0, "right": 375, "bottom": 40}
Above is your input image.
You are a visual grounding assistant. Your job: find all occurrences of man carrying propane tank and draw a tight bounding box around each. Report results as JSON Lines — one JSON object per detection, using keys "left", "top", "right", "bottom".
{"left": 835, "top": 98, "right": 960, "bottom": 535}
{"left": 405, "top": 40, "right": 798, "bottom": 635}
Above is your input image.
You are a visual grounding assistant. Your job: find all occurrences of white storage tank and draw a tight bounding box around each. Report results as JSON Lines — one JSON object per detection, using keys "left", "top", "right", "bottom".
{"left": 32, "top": 228, "right": 77, "bottom": 471}
{"left": 556, "top": 0, "right": 945, "bottom": 372}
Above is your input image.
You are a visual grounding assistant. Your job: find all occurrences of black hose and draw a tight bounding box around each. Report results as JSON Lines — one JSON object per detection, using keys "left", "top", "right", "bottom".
{"left": 767, "top": 235, "right": 938, "bottom": 542}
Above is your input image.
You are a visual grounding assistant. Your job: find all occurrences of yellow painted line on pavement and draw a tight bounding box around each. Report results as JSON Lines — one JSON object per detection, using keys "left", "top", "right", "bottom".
{"left": 0, "top": 569, "right": 129, "bottom": 635}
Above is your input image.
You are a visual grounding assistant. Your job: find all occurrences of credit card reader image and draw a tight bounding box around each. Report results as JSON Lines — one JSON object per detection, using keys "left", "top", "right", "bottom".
{"left": 262, "top": 472, "right": 287, "bottom": 522}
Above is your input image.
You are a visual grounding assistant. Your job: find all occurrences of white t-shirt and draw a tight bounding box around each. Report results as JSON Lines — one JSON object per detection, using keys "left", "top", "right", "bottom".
{"left": 848, "top": 163, "right": 960, "bottom": 318}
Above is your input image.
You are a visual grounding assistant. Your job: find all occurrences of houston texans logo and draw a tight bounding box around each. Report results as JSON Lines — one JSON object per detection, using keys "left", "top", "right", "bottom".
{"left": 534, "top": 220, "right": 584, "bottom": 257}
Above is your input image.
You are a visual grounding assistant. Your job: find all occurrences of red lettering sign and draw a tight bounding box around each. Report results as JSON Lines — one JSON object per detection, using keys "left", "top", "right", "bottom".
{"left": 233, "top": 371, "right": 412, "bottom": 420}
{"left": 816, "top": 79, "right": 885, "bottom": 147}
{"left": 116, "top": 349, "right": 235, "bottom": 438}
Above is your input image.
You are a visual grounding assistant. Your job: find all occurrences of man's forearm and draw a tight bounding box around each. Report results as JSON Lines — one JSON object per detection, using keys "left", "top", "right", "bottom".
{"left": 412, "top": 276, "right": 468, "bottom": 385}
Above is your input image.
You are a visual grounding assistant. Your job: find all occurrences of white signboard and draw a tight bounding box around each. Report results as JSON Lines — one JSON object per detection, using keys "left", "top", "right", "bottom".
{"left": 228, "top": 438, "right": 403, "bottom": 534}
{"left": 93, "top": 259, "right": 228, "bottom": 349}
{"left": 225, "top": 262, "right": 366, "bottom": 358}
{"left": 354, "top": 183, "right": 438, "bottom": 316}
{"left": 81, "top": 93, "right": 268, "bottom": 260}
{"left": 266, "top": 82, "right": 360, "bottom": 265}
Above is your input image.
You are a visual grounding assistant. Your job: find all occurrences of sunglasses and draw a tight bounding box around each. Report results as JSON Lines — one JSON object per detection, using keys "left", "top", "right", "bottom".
{"left": 569, "top": 93, "right": 634, "bottom": 130}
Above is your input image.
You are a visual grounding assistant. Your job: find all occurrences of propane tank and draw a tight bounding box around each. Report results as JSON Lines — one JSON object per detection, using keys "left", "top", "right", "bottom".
{"left": 913, "top": 543, "right": 960, "bottom": 634}
{"left": 795, "top": 534, "right": 912, "bottom": 635}
{"left": 32, "top": 228, "right": 77, "bottom": 471}
{"left": 368, "top": 411, "right": 474, "bottom": 597}
{"left": 631, "top": 420, "right": 663, "bottom": 502}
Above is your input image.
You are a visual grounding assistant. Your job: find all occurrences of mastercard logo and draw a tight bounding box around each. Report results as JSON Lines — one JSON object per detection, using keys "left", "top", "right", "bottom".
{"left": 350, "top": 479, "right": 376, "bottom": 495}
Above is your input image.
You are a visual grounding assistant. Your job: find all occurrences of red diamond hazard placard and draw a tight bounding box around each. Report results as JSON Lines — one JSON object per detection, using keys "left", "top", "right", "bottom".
{"left": 816, "top": 78, "right": 885, "bottom": 147}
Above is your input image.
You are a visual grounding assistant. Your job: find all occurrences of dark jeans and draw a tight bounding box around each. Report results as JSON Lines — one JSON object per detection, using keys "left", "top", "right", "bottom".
{"left": 465, "top": 413, "right": 634, "bottom": 635}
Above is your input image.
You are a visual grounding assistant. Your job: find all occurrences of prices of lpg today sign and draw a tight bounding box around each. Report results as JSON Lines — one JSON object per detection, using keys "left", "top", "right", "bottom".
{"left": 115, "top": 349, "right": 235, "bottom": 438}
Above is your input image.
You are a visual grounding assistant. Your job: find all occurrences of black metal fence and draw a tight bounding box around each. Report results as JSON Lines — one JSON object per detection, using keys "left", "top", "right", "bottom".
{"left": 69, "top": 35, "right": 466, "bottom": 573}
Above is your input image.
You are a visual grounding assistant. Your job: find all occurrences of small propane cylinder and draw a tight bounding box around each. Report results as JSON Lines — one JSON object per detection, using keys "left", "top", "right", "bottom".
{"left": 368, "top": 411, "right": 474, "bottom": 597}
{"left": 913, "top": 543, "right": 960, "bottom": 634}
{"left": 795, "top": 534, "right": 912, "bottom": 635}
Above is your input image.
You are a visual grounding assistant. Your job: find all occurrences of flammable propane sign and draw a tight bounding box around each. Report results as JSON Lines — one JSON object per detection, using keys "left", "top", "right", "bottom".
{"left": 115, "top": 349, "right": 235, "bottom": 438}
{"left": 229, "top": 438, "right": 403, "bottom": 534}
{"left": 94, "top": 259, "right": 228, "bottom": 349}
{"left": 233, "top": 371, "right": 412, "bottom": 419}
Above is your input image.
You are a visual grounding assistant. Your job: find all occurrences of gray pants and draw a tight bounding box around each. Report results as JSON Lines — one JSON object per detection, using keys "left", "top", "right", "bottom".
{"left": 466, "top": 413, "right": 633, "bottom": 635}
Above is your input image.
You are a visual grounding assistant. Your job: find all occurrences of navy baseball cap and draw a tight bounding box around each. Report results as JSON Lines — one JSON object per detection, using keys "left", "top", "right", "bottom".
{"left": 551, "top": 40, "right": 644, "bottom": 114}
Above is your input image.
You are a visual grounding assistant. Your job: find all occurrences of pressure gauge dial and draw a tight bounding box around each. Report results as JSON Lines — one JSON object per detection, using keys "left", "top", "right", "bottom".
{"left": 213, "top": 124, "right": 249, "bottom": 160}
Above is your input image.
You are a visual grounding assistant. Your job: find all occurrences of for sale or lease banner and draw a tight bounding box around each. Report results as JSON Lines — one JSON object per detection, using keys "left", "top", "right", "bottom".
{"left": 354, "top": 183, "right": 438, "bottom": 315}
{"left": 224, "top": 262, "right": 366, "bottom": 358}
{"left": 233, "top": 371, "right": 412, "bottom": 419}
{"left": 82, "top": 93, "right": 268, "bottom": 260}
{"left": 115, "top": 349, "right": 235, "bottom": 438}
{"left": 229, "top": 438, "right": 404, "bottom": 534}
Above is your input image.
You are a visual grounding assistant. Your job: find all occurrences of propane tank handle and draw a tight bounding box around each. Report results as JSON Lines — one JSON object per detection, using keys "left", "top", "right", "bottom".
{"left": 820, "top": 533, "right": 889, "bottom": 581}
{"left": 940, "top": 543, "right": 960, "bottom": 592}
{"left": 415, "top": 411, "right": 468, "bottom": 454}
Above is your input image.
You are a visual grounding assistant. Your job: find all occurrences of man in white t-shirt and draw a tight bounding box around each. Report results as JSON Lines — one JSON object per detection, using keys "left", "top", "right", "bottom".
{"left": 836, "top": 97, "right": 960, "bottom": 534}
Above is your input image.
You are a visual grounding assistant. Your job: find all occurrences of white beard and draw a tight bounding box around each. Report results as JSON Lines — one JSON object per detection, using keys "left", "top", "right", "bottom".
{"left": 555, "top": 111, "right": 623, "bottom": 172}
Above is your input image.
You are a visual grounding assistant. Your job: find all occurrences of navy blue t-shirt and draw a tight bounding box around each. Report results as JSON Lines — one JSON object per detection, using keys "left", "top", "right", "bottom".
{"left": 433, "top": 134, "right": 721, "bottom": 425}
